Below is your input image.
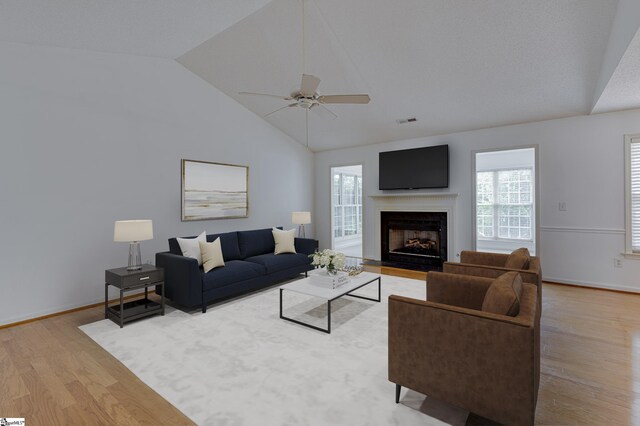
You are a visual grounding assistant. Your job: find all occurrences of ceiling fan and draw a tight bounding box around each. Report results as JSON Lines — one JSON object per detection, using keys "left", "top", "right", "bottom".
{"left": 238, "top": 0, "right": 370, "bottom": 147}
{"left": 239, "top": 74, "right": 370, "bottom": 120}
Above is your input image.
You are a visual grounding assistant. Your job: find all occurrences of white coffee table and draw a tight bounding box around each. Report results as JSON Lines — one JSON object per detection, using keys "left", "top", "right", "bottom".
{"left": 279, "top": 271, "right": 382, "bottom": 333}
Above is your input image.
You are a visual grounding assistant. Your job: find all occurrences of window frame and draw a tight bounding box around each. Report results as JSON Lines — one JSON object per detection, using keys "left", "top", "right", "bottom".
{"left": 476, "top": 166, "right": 535, "bottom": 243}
{"left": 332, "top": 171, "right": 363, "bottom": 240}
{"left": 624, "top": 134, "right": 640, "bottom": 255}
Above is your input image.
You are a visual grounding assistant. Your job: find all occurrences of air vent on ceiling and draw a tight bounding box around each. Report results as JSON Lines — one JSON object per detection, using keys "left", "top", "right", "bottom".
{"left": 396, "top": 117, "right": 417, "bottom": 125}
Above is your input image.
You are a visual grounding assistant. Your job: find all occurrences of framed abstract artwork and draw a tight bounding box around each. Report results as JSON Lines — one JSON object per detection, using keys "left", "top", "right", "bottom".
{"left": 181, "top": 159, "right": 249, "bottom": 221}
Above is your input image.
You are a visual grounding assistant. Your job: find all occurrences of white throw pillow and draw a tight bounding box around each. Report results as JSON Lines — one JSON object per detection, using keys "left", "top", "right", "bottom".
{"left": 272, "top": 228, "right": 296, "bottom": 255}
{"left": 199, "top": 238, "right": 225, "bottom": 273}
{"left": 177, "top": 231, "right": 207, "bottom": 265}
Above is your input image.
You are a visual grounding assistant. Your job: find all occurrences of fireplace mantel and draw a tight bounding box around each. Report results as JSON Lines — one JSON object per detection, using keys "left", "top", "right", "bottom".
{"left": 369, "top": 193, "right": 458, "bottom": 199}
{"left": 369, "top": 193, "right": 458, "bottom": 204}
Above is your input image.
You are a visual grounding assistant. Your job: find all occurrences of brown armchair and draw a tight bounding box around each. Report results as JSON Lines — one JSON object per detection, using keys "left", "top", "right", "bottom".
{"left": 389, "top": 272, "right": 540, "bottom": 426}
{"left": 444, "top": 250, "right": 542, "bottom": 286}
{"left": 444, "top": 250, "right": 542, "bottom": 305}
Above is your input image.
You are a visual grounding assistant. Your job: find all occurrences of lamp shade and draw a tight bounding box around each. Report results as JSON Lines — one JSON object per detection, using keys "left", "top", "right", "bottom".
{"left": 292, "top": 211, "right": 311, "bottom": 225}
{"left": 114, "top": 220, "right": 153, "bottom": 242}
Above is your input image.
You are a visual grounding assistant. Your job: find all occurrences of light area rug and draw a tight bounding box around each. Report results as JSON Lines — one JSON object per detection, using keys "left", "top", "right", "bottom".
{"left": 80, "top": 275, "right": 469, "bottom": 425}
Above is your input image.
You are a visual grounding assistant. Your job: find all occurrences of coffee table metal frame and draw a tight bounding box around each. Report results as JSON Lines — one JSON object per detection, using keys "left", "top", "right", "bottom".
{"left": 279, "top": 273, "right": 381, "bottom": 334}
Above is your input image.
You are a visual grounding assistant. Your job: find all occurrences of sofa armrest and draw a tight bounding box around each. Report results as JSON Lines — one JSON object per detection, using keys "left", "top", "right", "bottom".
{"left": 295, "top": 238, "right": 318, "bottom": 256}
{"left": 443, "top": 262, "right": 540, "bottom": 286}
{"left": 388, "top": 295, "right": 536, "bottom": 425}
{"left": 459, "top": 250, "right": 508, "bottom": 267}
{"left": 427, "top": 272, "right": 493, "bottom": 310}
{"left": 155, "top": 252, "right": 202, "bottom": 308}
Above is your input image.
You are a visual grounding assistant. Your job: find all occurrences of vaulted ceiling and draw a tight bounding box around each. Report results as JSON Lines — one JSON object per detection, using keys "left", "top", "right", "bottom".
{"left": 0, "top": 0, "right": 273, "bottom": 58}
{"left": 2, "top": 1, "right": 640, "bottom": 152}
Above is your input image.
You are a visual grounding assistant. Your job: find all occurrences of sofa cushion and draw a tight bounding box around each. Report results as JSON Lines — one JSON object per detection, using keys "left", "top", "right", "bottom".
{"left": 238, "top": 228, "right": 278, "bottom": 259}
{"left": 200, "top": 238, "right": 225, "bottom": 273}
{"left": 272, "top": 228, "right": 296, "bottom": 254}
{"left": 207, "top": 232, "right": 241, "bottom": 261}
{"left": 169, "top": 231, "right": 241, "bottom": 261}
{"left": 176, "top": 231, "right": 207, "bottom": 265}
{"left": 202, "top": 260, "right": 266, "bottom": 291}
{"left": 244, "top": 253, "right": 311, "bottom": 274}
{"left": 482, "top": 271, "right": 523, "bottom": 316}
{"left": 504, "top": 247, "right": 530, "bottom": 270}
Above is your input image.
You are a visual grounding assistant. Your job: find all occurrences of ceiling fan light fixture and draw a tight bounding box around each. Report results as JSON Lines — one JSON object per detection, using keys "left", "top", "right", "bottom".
{"left": 297, "top": 97, "right": 315, "bottom": 109}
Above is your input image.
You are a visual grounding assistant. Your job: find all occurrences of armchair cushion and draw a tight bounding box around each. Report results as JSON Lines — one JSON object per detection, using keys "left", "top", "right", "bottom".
{"left": 482, "top": 271, "right": 523, "bottom": 316}
{"left": 505, "top": 247, "right": 530, "bottom": 269}
{"left": 427, "top": 272, "right": 493, "bottom": 311}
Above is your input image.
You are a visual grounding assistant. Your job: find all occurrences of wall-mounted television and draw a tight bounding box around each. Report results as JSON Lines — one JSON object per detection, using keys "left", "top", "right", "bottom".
{"left": 379, "top": 145, "right": 449, "bottom": 190}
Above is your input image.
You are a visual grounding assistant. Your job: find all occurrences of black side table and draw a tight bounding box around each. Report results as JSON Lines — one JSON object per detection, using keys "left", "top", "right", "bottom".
{"left": 105, "top": 265, "right": 165, "bottom": 328}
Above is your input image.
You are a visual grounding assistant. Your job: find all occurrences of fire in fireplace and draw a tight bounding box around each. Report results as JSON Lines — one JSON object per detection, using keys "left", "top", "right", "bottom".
{"left": 381, "top": 211, "right": 447, "bottom": 270}
{"left": 389, "top": 230, "right": 440, "bottom": 257}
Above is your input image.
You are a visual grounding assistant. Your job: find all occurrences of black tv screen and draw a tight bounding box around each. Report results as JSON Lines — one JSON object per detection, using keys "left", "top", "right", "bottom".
{"left": 379, "top": 145, "right": 449, "bottom": 190}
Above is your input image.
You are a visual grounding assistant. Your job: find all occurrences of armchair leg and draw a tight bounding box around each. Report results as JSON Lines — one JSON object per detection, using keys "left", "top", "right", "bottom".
{"left": 202, "top": 304, "right": 207, "bottom": 313}
{"left": 395, "top": 384, "right": 401, "bottom": 403}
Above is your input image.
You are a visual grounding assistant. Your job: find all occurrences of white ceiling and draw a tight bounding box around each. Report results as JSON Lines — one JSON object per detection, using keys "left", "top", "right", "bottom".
{"left": 179, "top": 0, "right": 620, "bottom": 151}
{"left": 0, "top": 0, "right": 272, "bottom": 58}
{"left": 592, "top": 28, "right": 640, "bottom": 114}
{"left": 3, "top": 0, "right": 640, "bottom": 152}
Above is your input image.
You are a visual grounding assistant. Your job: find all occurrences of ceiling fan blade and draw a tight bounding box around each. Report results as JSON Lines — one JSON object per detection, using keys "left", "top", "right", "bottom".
{"left": 311, "top": 103, "right": 337, "bottom": 120}
{"left": 263, "top": 103, "right": 297, "bottom": 118}
{"left": 318, "top": 94, "right": 371, "bottom": 104}
{"left": 239, "top": 92, "right": 293, "bottom": 100}
{"left": 300, "top": 74, "right": 321, "bottom": 96}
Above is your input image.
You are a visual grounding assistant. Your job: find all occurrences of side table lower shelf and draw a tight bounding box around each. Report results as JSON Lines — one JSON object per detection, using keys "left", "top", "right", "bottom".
{"left": 106, "top": 298, "right": 164, "bottom": 326}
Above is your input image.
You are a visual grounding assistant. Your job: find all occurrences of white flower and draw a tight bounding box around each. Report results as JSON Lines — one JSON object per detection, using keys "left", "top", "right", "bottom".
{"left": 333, "top": 253, "right": 346, "bottom": 269}
{"left": 310, "top": 249, "right": 346, "bottom": 269}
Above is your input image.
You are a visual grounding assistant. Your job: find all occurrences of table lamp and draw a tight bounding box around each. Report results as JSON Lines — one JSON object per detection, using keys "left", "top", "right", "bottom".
{"left": 292, "top": 212, "right": 311, "bottom": 238}
{"left": 114, "top": 220, "right": 154, "bottom": 270}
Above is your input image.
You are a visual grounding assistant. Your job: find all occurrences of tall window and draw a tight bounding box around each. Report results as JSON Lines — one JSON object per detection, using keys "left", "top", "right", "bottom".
{"left": 476, "top": 168, "right": 533, "bottom": 241}
{"left": 626, "top": 135, "right": 640, "bottom": 253}
{"left": 333, "top": 172, "right": 363, "bottom": 239}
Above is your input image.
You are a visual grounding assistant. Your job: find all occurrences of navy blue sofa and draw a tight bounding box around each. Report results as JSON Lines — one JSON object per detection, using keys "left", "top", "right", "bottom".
{"left": 156, "top": 228, "right": 317, "bottom": 313}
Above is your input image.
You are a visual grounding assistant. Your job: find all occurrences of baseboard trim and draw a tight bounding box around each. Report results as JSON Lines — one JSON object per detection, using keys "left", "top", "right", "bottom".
{"left": 0, "top": 290, "right": 157, "bottom": 330}
{"left": 543, "top": 277, "right": 640, "bottom": 295}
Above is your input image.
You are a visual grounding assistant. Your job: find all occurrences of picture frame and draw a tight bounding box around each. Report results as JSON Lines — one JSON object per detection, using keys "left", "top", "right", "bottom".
{"left": 181, "top": 159, "right": 249, "bottom": 221}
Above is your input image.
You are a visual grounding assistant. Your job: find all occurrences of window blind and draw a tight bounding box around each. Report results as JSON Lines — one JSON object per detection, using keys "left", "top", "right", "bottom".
{"left": 631, "top": 140, "right": 640, "bottom": 252}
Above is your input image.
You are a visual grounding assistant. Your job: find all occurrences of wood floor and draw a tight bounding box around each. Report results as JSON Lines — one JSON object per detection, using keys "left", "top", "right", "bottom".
{"left": 1, "top": 268, "right": 639, "bottom": 425}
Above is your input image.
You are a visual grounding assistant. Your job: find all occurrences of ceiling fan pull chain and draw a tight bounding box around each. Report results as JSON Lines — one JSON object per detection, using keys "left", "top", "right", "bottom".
{"left": 306, "top": 108, "right": 309, "bottom": 149}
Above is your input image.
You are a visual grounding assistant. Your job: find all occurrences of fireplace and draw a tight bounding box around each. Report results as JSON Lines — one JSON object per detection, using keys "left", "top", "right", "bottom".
{"left": 381, "top": 211, "right": 447, "bottom": 270}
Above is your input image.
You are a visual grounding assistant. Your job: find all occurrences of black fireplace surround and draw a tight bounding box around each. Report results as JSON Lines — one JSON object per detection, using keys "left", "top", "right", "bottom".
{"left": 381, "top": 211, "right": 447, "bottom": 271}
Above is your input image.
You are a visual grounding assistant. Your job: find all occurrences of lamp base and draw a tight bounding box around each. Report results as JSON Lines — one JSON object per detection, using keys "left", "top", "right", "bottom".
{"left": 127, "top": 242, "right": 142, "bottom": 271}
{"left": 297, "top": 224, "right": 306, "bottom": 239}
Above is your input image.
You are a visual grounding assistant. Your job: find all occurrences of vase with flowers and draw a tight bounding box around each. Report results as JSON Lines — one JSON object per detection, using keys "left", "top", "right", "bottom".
{"left": 309, "top": 249, "right": 346, "bottom": 276}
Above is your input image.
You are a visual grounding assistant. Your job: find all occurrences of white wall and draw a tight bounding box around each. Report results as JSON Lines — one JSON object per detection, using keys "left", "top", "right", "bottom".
{"left": 0, "top": 42, "right": 314, "bottom": 326}
{"left": 314, "top": 109, "right": 640, "bottom": 292}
